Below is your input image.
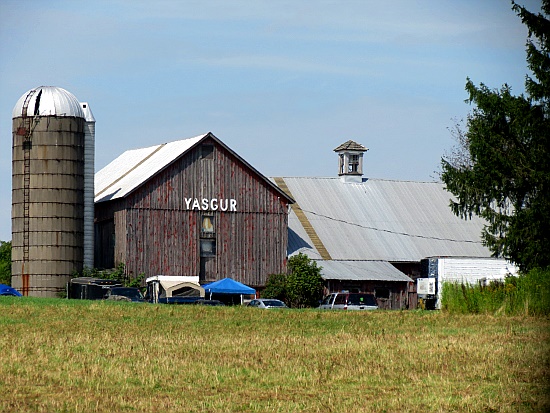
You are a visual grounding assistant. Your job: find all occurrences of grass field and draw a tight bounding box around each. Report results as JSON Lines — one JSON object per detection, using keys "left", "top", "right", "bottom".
{"left": 0, "top": 297, "right": 548, "bottom": 413}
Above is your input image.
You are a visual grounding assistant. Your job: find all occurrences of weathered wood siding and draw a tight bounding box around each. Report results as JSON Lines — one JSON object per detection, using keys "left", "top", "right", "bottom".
{"left": 94, "top": 198, "right": 124, "bottom": 269}
{"left": 114, "top": 208, "right": 127, "bottom": 268}
{"left": 96, "top": 137, "right": 289, "bottom": 287}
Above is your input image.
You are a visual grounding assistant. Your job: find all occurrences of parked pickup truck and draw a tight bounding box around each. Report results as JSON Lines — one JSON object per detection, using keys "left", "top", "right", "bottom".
{"left": 319, "top": 292, "right": 378, "bottom": 310}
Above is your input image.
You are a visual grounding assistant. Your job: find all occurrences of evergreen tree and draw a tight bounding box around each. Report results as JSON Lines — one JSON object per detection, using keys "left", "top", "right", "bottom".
{"left": 441, "top": 1, "right": 550, "bottom": 272}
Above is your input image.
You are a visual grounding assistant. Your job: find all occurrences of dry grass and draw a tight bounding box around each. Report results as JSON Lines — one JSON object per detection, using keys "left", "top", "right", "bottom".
{"left": 0, "top": 297, "right": 548, "bottom": 413}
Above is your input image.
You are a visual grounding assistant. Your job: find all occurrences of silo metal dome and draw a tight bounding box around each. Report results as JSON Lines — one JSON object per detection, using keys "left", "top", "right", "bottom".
{"left": 11, "top": 86, "right": 94, "bottom": 297}
{"left": 12, "top": 86, "right": 85, "bottom": 119}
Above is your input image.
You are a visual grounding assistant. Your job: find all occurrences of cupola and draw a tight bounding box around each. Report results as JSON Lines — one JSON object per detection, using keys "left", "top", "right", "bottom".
{"left": 333, "top": 140, "right": 368, "bottom": 183}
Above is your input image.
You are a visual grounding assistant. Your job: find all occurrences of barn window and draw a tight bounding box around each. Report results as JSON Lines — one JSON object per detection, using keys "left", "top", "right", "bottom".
{"left": 375, "top": 288, "right": 390, "bottom": 299}
{"left": 200, "top": 239, "right": 216, "bottom": 257}
{"left": 201, "top": 144, "right": 214, "bottom": 160}
{"left": 202, "top": 215, "right": 215, "bottom": 233}
{"left": 348, "top": 154, "right": 359, "bottom": 173}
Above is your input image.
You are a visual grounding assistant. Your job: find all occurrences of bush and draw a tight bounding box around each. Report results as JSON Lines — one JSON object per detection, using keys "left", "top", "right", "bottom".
{"left": 262, "top": 273, "right": 287, "bottom": 302}
{"left": 263, "top": 254, "right": 324, "bottom": 308}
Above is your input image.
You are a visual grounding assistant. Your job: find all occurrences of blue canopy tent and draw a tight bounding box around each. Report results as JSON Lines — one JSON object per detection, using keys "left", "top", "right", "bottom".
{"left": 202, "top": 278, "right": 256, "bottom": 304}
{"left": 0, "top": 284, "right": 22, "bottom": 297}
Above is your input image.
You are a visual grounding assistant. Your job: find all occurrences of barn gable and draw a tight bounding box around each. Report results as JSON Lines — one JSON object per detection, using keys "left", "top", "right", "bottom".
{"left": 94, "top": 132, "right": 293, "bottom": 287}
{"left": 95, "top": 132, "right": 290, "bottom": 205}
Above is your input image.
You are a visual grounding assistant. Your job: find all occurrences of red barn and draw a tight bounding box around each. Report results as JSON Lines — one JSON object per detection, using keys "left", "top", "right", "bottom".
{"left": 94, "top": 132, "right": 293, "bottom": 288}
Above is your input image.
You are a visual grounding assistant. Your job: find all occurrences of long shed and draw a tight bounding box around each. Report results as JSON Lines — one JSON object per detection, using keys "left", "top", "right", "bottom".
{"left": 271, "top": 139, "right": 516, "bottom": 309}
{"left": 94, "top": 132, "right": 294, "bottom": 288}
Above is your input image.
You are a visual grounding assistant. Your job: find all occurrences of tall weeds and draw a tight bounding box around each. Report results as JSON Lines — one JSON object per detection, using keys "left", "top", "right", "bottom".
{"left": 442, "top": 268, "right": 550, "bottom": 315}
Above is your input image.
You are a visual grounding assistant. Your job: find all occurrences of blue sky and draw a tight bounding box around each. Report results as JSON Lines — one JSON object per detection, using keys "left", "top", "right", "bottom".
{"left": 0, "top": 0, "right": 540, "bottom": 241}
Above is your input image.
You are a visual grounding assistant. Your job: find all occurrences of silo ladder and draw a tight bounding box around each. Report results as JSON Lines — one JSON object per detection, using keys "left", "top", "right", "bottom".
{"left": 19, "top": 89, "right": 37, "bottom": 263}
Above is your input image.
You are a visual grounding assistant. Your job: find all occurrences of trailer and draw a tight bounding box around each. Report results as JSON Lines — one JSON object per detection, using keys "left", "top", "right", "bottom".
{"left": 145, "top": 275, "right": 204, "bottom": 303}
{"left": 67, "top": 277, "right": 122, "bottom": 300}
{"left": 418, "top": 257, "right": 518, "bottom": 309}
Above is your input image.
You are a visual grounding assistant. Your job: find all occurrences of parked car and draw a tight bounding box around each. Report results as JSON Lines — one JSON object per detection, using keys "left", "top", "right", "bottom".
{"left": 319, "top": 292, "right": 378, "bottom": 310}
{"left": 106, "top": 287, "right": 145, "bottom": 302}
{"left": 247, "top": 298, "right": 288, "bottom": 309}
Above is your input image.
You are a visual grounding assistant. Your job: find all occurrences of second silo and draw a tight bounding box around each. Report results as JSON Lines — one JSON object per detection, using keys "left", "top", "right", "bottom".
{"left": 11, "top": 86, "right": 91, "bottom": 297}
{"left": 80, "top": 102, "right": 95, "bottom": 269}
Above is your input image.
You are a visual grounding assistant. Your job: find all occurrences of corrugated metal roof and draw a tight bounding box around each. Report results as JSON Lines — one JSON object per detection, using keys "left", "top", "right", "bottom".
{"left": 12, "top": 86, "right": 85, "bottom": 118}
{"left": 278, "top": 176, "right": 492, "bottom": 262}
{"left": 95, "top": 134, "right": 206, "bottom": 202}
{"left": 316, "top": 260, "right": 412, "bottom": 282}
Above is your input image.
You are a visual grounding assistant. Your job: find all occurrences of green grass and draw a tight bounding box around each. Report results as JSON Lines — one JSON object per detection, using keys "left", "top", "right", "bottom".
{"left": 0, "top": 297, "right": 548, "bottom": 412}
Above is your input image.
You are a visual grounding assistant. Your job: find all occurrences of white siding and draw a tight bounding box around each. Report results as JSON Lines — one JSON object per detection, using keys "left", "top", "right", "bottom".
{"left": 436, "top": 257, "right": 518, "bottom": 308}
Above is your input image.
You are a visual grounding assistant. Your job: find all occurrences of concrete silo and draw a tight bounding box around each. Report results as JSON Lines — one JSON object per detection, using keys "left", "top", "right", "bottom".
{"left": 11, "top": 86, "right": 95, "bottom": 297}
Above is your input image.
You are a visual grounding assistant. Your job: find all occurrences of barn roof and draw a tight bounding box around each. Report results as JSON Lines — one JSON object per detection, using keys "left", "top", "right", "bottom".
{"left": 276, "top": 176, "right": 492, "bottom": 263}
{"left": 95, "top": 132, "right": 293, "bottom": 204}
{"left": 316, "top": 260, "right": 412, "bottom": 282}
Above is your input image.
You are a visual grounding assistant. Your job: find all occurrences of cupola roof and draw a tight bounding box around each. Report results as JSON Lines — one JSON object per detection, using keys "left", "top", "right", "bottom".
{"left": 333, "top": 140, "right": 368, "bottom": 152}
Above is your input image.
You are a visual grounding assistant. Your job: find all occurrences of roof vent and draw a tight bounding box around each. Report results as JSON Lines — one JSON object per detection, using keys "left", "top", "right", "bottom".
{"left": 333, "top": 140, "right": 368, "bottom": 183}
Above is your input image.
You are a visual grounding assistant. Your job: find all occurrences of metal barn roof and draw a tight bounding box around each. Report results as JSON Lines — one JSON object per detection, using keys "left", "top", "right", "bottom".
{"left": 317, "top": 260, "right": 412, "bottom": 282}
{"left": 277, "top": 176, "right": 492, "bottom": 263}
{"left": 95, "top": 134, "right": 206, "bottom": 202}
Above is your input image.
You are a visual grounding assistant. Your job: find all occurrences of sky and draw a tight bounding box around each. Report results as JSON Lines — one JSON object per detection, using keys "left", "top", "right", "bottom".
{"left": 0, "top": 0, "right": 540, "bottom": 242}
